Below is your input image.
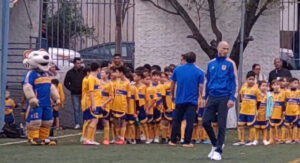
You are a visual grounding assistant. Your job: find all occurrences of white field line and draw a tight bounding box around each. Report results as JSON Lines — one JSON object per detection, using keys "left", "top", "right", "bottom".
{"left": 0, "top": 131, "right": 103, "bottom": 146}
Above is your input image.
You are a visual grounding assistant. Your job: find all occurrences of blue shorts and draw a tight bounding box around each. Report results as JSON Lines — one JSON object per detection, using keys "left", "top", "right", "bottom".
{"left": 153, "top": 109, "right": 162, "bottom": 122}
{"left": 126, "top": 114, "right": 135, "bottom": 124}
{"left": 137, "top": 106, "right": 147, "bottom": 123}
{"left": 83, "top": 109, "right": 96, "bottom": 120}
{"left": 238, "top": 114, "right": 256, "bottom": 126}
{"left": 284, "top": 116, "right": 298, "bottom": 126}
{"left": 197, "top": 108, "right": 205, "bottom": 121}
{"left": 164, "top": 111, "right": 173, "bottom": 121}
{"left": 26, "top": 106, "right": 53, "bottom": 122}
{"left": 147, "top": 115, "right": 154, "bottom": 123}
{"left": 254, "top": 120, "right": 269, "bottom": 129}
{"left": 111, "top": 111, "right": 127, "bottom": 120}
{"left": 53, "top": 110, "right": 59, "bottom": 118}
{"left": 102, "top": 110, "right": 110, "bottom": 120}
{"left": 297, "top": 118, "right": 300, "bottom": 127}
{"left": 5, "top": 113, "right": 14, "bottom": 124}
{"left": 90, "top": 107, "right": 104, "bottom": 119}
{"left": 269, "top": 118, "right": 284, "bottom": 127}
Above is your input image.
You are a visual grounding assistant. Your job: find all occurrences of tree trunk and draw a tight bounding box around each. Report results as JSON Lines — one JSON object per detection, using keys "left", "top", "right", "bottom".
{"left": 115, "top": 0, "right": 122, "bottom": 55}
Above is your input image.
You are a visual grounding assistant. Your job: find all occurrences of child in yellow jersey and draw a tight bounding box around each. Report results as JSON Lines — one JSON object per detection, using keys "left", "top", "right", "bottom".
{"left": 51, "top": 79, "right": 65, "bottom": 130}
{"left": 252, "top": 80, "right": 269, "bottom": 146}
{"left": 111, "top": 66, "right": 131, "bottom": 145}
{"left": 80, "top": 68, "right": 90, "bottom": 143}
{"left": 134, "top": 70, "right": 152, "bottom": 144}
{"left": 161, "top": 72, "right": 174, "bottom": 144}
{"left": 282, "top": 78, "right": 300, "bottom": 143}
{"left": 4, "top": 90, "right": 16, "bottom": 124}
{"left": 268, "top": 80, "right": 285, "bottom": 144}
{"left": 99, "top": 67, "right": 114, "bottom": 145}
{"left": 82, "top": 63, "right": 103, "bottom": 145}
{"left": 144, "top": 72, "right": 156, "bottom": 144}
{"left": 125, "top": 72, "right": 138, "bottom": 144}
{"left": 152, "top": 70, "right": 166, "bottom": 143}
{"left": 109, "top": 66, "right": 119, "bottom": 144}
{"left": 233, "top": 71, "right": 260, "bottom": 146}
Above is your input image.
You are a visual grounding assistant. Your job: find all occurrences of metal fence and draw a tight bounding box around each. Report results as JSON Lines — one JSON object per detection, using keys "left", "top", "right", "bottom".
{"left": 40, "top": 0, "right": 135, "bottom": 66}
{"left": 280, "top": 0, "right": 300, "bottom": 70}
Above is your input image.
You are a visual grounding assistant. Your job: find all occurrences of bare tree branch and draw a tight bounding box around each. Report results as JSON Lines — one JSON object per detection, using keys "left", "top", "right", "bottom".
{"left": 144, "top": 0, "right": 180, "bottom": 15}
{"left": 207, "top": 0, "right": 222, "bottom": 43}
{"left": 168, "top": 0, "right": 216, "bottom": 58}
{"left": 255, "top": 0, "right": 273, "bottom": 20}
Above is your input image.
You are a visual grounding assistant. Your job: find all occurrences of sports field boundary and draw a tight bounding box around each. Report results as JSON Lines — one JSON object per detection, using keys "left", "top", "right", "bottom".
{"left": 0, "top": 131, "right": 103, "bottom": 146}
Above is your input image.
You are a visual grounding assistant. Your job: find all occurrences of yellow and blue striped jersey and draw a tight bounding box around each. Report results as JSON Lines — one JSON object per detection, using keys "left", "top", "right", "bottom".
{"left": 112, "top": 80, "right": 131, "bottom": 113}
{"left": 285, "top": 89, "right": 300, "bottom": 116}
{"left": 271, "top": 91, "right": 286, "bottom": 119}
{"left": 5, "top": 98, "right": 16, "bottom": 115}
{"left": 240, "top": 85, "right": 260, "bottom": 115}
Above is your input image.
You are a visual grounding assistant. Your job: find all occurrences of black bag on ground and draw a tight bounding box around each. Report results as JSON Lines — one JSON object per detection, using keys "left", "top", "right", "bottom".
{"left": 1, "top": 123, "right": 23, "bottom": 138}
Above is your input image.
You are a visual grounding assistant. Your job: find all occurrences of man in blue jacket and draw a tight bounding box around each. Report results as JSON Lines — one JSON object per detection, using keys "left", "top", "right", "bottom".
{"left": 202, "top": 41, "right": 238, "bottom": 161}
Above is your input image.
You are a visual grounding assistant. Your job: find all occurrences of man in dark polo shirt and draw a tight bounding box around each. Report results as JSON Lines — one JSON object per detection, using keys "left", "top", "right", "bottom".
{"left": 268, "top": 58, "right": 292, "bottom": 83}
{"left": 168, "top": 52, "right": 204, "bottom": 148}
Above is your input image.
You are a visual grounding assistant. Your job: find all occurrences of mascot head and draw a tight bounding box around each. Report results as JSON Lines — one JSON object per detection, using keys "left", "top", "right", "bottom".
{"left": 23, "top": 49, "right": 51, "bottom": 72}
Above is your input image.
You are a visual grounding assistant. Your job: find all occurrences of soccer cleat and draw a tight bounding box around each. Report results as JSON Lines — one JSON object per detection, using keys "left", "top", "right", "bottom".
{"left": 252, "top": 140, "right": 258, "bottom": 146}
{"left": 274, "top": 136, "right": 279, "bottom": 141}
{"left": 83, "top": 140, "right": 96, "bottom": 145}
{"left": 131, "top": 139, "right": 136, "bottom": 145}
{"left": 202, "top": 139, "right": 211, "bottom": 144}
{"left": 168, "top": 141, "right": 176, "bottom": 146}
{"left": 145, "top": 139, "right": 153, "bottom": 144}
{"left": 154, "top": 138, "right": 160, "bottom": 143}
{"left": 140, "top": 134, "right": 146, "bottom": 141}
{"left": 232, "top": 142, "right": 245, "bottom": 146}
{"left": 263, "top": 140, "right": 270, "bottom": 146}
{"left": 245, "top": 141, "right": 254, "bottom": 146}
{"left": 115, "top": 139, "right": 125, "bottom": 145}
{"left": 208, "top": 146, "right": 217, "bottom": 158}
{"left": 102, "top": 139, "right": 110, "bottom": 145}
{"left": 90, "top": 141, "right": 100, "bottom": 145}
{"left": 211, "top": 151, "right": 222, "bottom": 161}
{"left": 44, "top": 138, "right": 57, "bottom": 146}
{"left": 29, "top": 138, "right": 42, "bottom": 146}
{"left": 182, "top": 143, "right": 194, "bottom": 148}
{"left": 285, "top": 140, "right": 292, "bottom": 144}
{"left": 110, "top": 139, "right": 115, "bottom": 144}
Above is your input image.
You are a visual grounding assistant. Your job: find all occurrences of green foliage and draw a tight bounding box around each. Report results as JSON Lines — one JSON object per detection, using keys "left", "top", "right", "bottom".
{"left": 46, "top": 0, "right": 95, "bottom": 48}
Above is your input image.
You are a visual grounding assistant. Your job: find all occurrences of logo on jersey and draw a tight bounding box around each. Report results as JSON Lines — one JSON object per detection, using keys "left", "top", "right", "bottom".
{"left": 222, "top": 65, "right": 227, "bottom": 70}
{"left": 211, "top": 66, "right": 215, "bottom": 70}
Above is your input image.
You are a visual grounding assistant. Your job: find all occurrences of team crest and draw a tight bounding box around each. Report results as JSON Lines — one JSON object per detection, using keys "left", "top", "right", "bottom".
{"left": 222, "top": 65, "right": 227, "bottom": 70}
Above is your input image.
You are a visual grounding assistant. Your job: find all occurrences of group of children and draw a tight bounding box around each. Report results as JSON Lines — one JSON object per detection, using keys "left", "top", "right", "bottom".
{"left": 80, "top": 63, "right": 212, "bottom": 145}
{"left": 234, "top": 71, "right": 300, "bottom": 146}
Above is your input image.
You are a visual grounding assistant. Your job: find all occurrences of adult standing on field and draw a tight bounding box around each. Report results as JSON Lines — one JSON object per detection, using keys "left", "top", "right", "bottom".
{"left": 168, "top": 52, "right": 205, "bottom": 148}
{"left": 64, "top": 58, "right": 85, "bottom": 129}
{"left": 202, "top": 41, "right": 238, "bottom": 161}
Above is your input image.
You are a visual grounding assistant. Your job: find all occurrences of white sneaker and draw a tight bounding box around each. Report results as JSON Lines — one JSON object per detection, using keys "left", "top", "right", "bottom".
{"left": 208, "top": 146, "right": 217, "bottom": 158}
{"left": 245, "top": 141, "right": 254, "bottom": 146}
{"left": 180, "top": 139, "right": 184, "bottom": 144}
{"left": 232, "top": 142, "right": 245, "bottom": 146}
{"left": 252, "top": 140, "right": 258, "bottom": 146}
{"left": 140, "top": 134, "right": 146, "bottom": 141}
{"left": 285, "top": 140, "right": 292, "bottom": 144}
{"left": 146, "top": 139, "right": 153, "bottom": 144}
{"left": 110, "top": 139, "right": 115, "bottom": 144}
{"left": 154, "top": 138, "right": 160, "bottom": 143}
{"left": 131, "top": 140, "right": 136, "bottom": 145}
{"left": 74, "top": 124, "right": 80, "bottom": 129}
{"left": 211, "top": 151, "right": 222, "bottom": 161}
{"left": 263, "top": 140, "right": 270, "bottom": 146}
{"left": 90, "top": 140, "right": 100, "bottom": 145}
{"left": 80, "top": 136, "right": 86, "bottom": 143}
